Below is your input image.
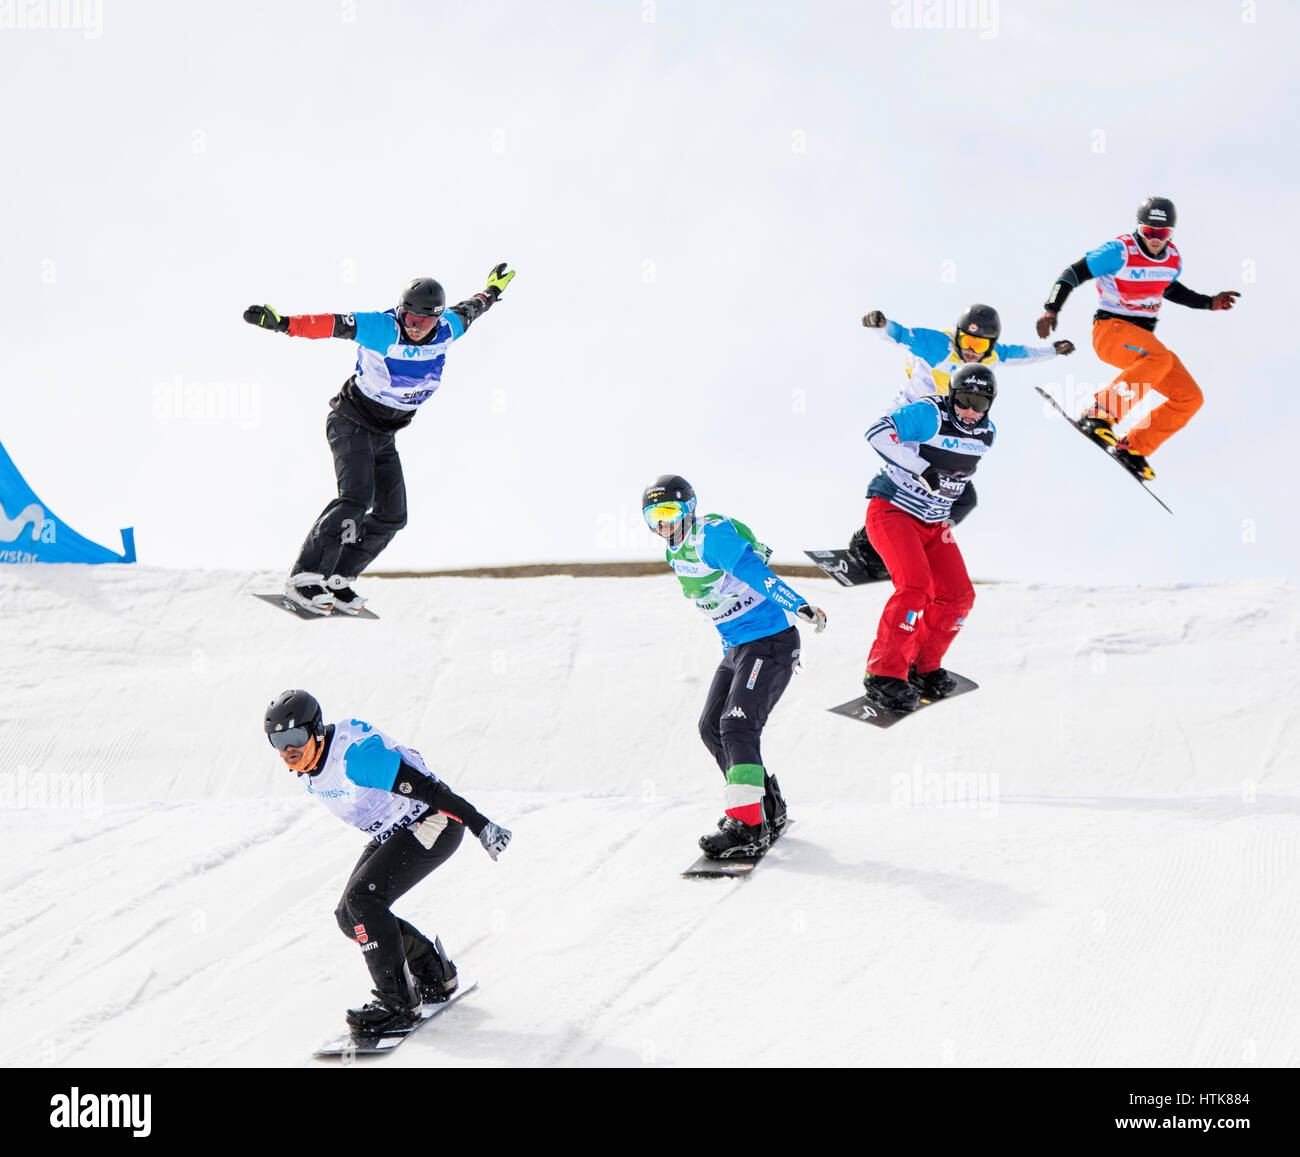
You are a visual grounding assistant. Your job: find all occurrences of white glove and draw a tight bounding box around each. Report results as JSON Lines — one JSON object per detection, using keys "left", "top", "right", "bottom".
{"left": 796, "top": 604, "right": 827, "bottom": 634}
{"left": 478, "top": 821, "right": 512, "bottom": 861}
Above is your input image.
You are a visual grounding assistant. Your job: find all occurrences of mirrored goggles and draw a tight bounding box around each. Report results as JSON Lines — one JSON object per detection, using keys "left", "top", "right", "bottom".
{"left": 950, "top": 390, "right": 992, "bottom": 413}
{"left": 956, "top": 332, "right": 991, "bottom": 354}
{"left": 643, "top": 501, "right": 690, "bottom": 529}
{"left": 1138, "top": 225, "right": 1173, "bottom": 241}
{"left": 268, "top": 726, "right": 312, "bottom": 751}
{"left": 400, "top": 308, "right": 443, "bottom": 327}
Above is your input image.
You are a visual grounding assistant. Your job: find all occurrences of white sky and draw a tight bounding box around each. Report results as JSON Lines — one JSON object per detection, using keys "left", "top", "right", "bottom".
{"left": 1, "top": 0, "right": 1295, "bottom": 582}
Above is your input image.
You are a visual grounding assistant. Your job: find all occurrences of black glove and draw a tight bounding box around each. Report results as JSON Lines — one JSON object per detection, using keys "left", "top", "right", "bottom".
{"left": 1053, "top": 339, "right": 1075, "bottom": 355}
{"left": 917, "top": 465, "right": 942, "bottom": 494}
{"left": 244, "top": 304, "right": 288, "bottom": 333}
{"left": 1036, "top": 310, "right": 1058, "bottom": 338}
{"left": 1210, "top": 291, "right": 1240, "bottom": 311}
{"left": 862, "top": 310, "right": 886, "bottom": 328}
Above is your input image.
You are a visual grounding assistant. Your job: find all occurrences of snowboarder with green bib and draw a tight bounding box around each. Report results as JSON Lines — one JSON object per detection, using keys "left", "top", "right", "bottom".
{"left": 642, "top": 474, "right": 827, "bottom": 859}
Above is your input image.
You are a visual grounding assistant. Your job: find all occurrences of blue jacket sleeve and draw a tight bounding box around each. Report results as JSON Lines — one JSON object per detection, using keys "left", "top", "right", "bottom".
{"left": 882, "top": 321, "right": 952, "bottom": 365}
{"left": 1084, "top": 240, "right": 1126, "bottom": 278}
{"left": 352, "top": 312, "right": 401, "bottom": 353}
{"left": 889, "top": 399, "right": 942, "bottom": 444}
{"left": 698, "top": 521, "right": 804, "bottom": 612}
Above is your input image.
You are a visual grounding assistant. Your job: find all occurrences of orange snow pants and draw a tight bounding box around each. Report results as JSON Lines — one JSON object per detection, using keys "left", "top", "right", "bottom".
{"left": 1090, "top": 317, "right": 1202, "bottom": 457}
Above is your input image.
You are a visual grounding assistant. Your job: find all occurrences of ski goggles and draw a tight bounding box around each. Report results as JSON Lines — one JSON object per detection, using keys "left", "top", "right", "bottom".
{"left": 399, "top": 307, "right": 443, "bottom": 327}
{"left": 643, "top": 500, "right": 691, "bottom": 529}
{"left": 950, "top": 390, "right": 993, "bottom": 413}
{"left": 955, "top": 332, "right": 991, "bottom": 355}
{"left": 268, "top": 725, "right": 312, "bottom": 751}
{"left": 1138, "top": 225, "right": 1173, "bottom": 241}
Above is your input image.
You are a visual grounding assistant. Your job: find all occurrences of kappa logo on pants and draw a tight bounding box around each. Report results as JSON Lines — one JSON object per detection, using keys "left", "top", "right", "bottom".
{"left": 725, "top": 705, "right": 748, "bottom": 719}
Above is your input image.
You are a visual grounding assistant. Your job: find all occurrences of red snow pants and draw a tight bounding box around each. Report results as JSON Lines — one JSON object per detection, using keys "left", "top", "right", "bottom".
{"left": 864, "top": 498, "right": 975, "bottom": 679}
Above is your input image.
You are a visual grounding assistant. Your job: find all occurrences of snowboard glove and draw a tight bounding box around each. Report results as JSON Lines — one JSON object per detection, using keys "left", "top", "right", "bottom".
{"left": 486, "top": 262, "right": 516, "bottom": 299}
{"left": 1053, "top": 339, "right": 1075, "bottom": 355}
{"left": 479, "top": 821, "right": 512, "bottom": 860}
{"left": 1035, "top": 310, "right": 1058, "bottom": 338}
{"left": 862, "top": 310, "right": 886, "bottom": 328}
{"left": 917, "top": 465, "right": 942, "bottom": 494}
{"left": 796, "top": 603, "right": 827, "bottom": 634}
{"left": 1210, "top": 291, "right": 1240, "bottom": 311}
{"left": 244, "top": 304, "right": 288, "bottom": 333}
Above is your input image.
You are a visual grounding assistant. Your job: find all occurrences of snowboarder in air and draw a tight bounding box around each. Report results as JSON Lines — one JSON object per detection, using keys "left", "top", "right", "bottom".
{"left": 1035, "top": 196, "right": 1240, "bottom": 480}
{"left": 642, "top": 475, "right": 827, "bottom": 859}
{"left": 264, "top": 688, "right": 512, "bottom": 1034}
{"left": 244, "top": 263, "right": 516, "bottom": 615}
{"left": 850, "top": 303, "right": 1071, "bottom": 576}
{"left": 860, "top": 363, "right": 996, "bottom": 713}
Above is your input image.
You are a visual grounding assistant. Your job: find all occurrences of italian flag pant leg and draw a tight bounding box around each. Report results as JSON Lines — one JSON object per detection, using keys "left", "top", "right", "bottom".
{"left": 723, "top": 763, "right": 766, "bottom": 826}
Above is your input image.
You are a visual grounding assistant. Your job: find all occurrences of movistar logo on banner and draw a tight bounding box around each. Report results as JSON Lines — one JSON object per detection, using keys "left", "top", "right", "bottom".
{"left": 0, "top": 439, "right": 135, "bottom": 564}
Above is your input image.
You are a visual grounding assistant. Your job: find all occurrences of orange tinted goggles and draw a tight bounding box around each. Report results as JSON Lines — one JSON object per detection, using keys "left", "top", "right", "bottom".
{"left": 956, "top": 332, "right": 991, "bottom": 354}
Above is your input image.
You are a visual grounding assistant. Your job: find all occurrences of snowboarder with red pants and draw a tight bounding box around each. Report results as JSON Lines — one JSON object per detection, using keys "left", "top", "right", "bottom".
{"left": 861, "top": 362, "right": 997, "bottom": 713}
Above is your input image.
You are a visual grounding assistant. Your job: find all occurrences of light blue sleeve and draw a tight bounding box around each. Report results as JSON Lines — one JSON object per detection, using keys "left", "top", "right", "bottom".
{"left": 1084, "top": 240, "right": 1125, "bottom": 278}
{"left": 889, "top": 399, "right": 942, "bottom": 444}
{"left": 344, "top": 734, "right": 402, "bottom": 791}
{"left": 352, "top": 312, "right": 400, "bottom": 352}
{"left": 883, "top": 320, "right": 952, "bottom": 365}
{"left": 994, "top": 340, "right": 1055, "bottom": 364}
{"left": 444, "top": 311, "right": 465, "bottom": 341}
{"left": 698, "top": 521, "right": 803, "bottom": 611}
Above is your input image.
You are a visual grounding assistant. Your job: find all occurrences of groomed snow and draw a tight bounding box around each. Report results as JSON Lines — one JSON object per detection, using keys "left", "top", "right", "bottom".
{"left": 0, "top": 565, "right": 1295, "bottom": 1067}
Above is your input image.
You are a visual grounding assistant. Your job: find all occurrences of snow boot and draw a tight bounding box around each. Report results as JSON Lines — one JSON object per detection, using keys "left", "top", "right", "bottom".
{"left": 863, "top": 673, "right": 921, "bottom": 713}
{"left": 1077, "top": 406, "right": 1119, "bottom": 448}
{"left": 284, "top": 571, "right": 334, "bottom": 616}
{"left": 1114, "top": 440, "right": 1155, "bottom": 481}
{"left": 409, "top": 935, "right": 459, "bottom": 1005}
{"left": 345, "top": 989, "right": 420, "bottom": 1033}
{"left": 699, "top": 816, "right": 770, "bottom": 859}
{"left": 764, "top": 773, "right": 789, "bottom": 839}
{"left": 908, "top": 666, "right": 958, "bottom": 700}
{"left": 847, "top": 527, "right": 892, "bottom": 581}
{"left": 326, "top": 574, "right": 366, "bottom": 615}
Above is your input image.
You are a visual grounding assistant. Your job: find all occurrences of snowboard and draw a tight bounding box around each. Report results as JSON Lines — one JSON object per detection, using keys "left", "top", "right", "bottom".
{"left": 313, "top": 979, "right": 477, "bottom": 1058}
{"left": 253, "top": 593, "right": 380, "bottom": 621}
{"left": 803, "top": 548, "right": 888, "bottom": 588}
{"left": 830, "top": 672, "right": 979, "bottom": 729}
{"left": 682, "top": 821, "right": 793, "bottom": 878}
{"left": 1034, "top": 387, "right": 1172, "bottom": 513}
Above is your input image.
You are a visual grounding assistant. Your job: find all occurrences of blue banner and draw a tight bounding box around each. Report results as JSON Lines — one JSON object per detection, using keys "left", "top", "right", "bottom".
{"left": 0, "top": 438, "right": 135, "bottom": 564}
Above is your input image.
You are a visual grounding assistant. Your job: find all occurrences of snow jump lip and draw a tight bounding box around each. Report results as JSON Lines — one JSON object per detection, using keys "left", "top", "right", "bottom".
{"left": 0, "top": 438, "right": 135, "bottom": 564}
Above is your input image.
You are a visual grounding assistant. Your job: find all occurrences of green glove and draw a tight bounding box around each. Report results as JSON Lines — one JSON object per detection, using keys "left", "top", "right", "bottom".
{"left": 486, "top": 263, "right": 515, "bottom": 298}
{"left": 243, "top": 304, "right": 288, "bottom": 333}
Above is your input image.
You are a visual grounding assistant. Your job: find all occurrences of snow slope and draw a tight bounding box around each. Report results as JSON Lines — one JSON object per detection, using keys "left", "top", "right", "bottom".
{"left": 0, "top": 565, "right": 1296, "bottom": 1068}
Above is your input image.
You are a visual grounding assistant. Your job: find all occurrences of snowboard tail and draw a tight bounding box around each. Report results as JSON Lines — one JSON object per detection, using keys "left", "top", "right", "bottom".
{"left": 1034, "top": 387, "right": 1172, "bottom": 513}
{"left": 313, "top": 979, "right": 477, "bottom": 1058}
{"left": 804, "top": 548, "right": 889, "bottom": 588}
{"left": 682, "top": 821, "right": 793, "bottom": 878}
{"left": 254, "top": 592, "right": 380, "bottom": 621}
{"left": 830, "top": 672, "right": 979, "bottom": 729}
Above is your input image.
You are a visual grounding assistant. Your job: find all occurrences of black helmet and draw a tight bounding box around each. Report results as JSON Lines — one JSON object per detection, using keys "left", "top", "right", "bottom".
{"left": 1137, "top": 197, "right": 1176, "bottom": 229}
{"left": 953, "top": 304, "right": 1001, "bottom": 359}
{"left": 946, "top": 363, "right": 996, "bottom": 431}
{"left": 641, "top": 474, "right": 695, "bottom": 509}
{"left": 397, "top": 277, "right": 446, "bottom": 322}
{"left": 265, "top": 689, "right": 325, "bottom": 771}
